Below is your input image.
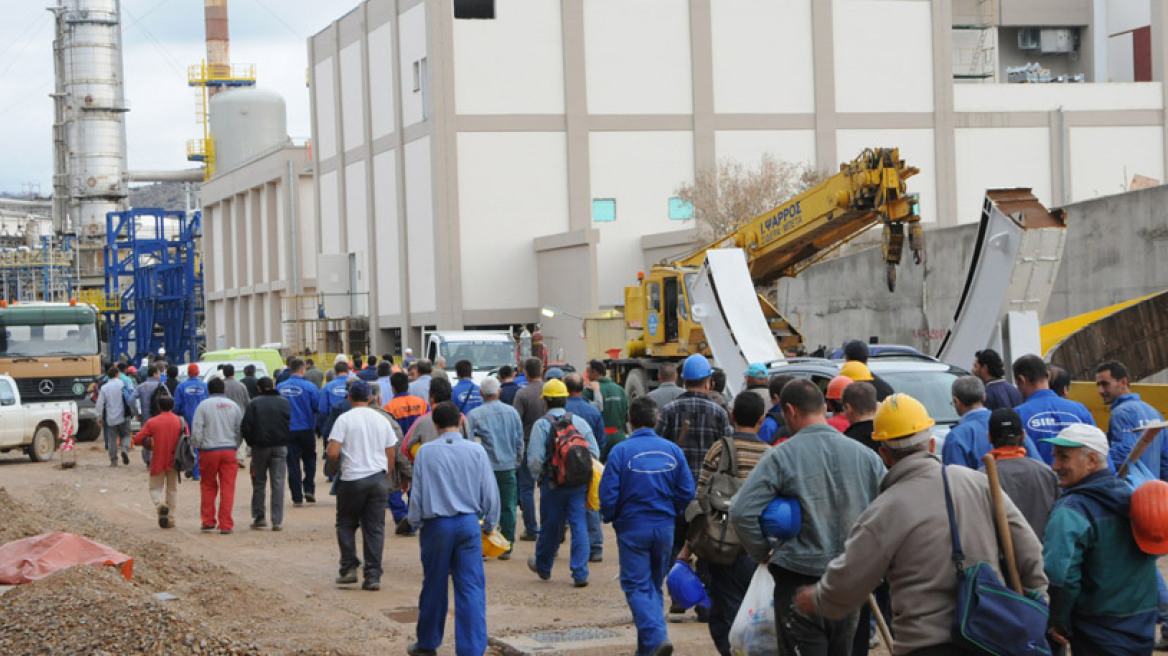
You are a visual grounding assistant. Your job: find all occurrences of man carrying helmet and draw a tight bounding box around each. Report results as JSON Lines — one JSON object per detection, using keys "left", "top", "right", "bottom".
{"left": 526, "top": 378, "right": 600, "bottom": 586}
{"left": 730, "top": 379, "right": 885, "bottom": 655}
{"left": 791, "top": 393, "right": 1047, "bottom": 656}
{"left": 1042, "top": 423, "right": 1158, "bottom": 655}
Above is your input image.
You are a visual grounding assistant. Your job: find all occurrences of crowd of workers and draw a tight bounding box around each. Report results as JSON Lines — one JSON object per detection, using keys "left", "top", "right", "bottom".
{"left": 86, "top": 341, "right": 1168, "bottom": 656}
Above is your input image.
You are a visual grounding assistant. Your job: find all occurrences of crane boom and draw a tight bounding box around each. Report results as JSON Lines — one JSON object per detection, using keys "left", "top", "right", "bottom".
{"left": 621, "top": 148, "right": 925, "bottom": 364}
{"left": 674, "top": 148, "right": 923, "bottom": 286}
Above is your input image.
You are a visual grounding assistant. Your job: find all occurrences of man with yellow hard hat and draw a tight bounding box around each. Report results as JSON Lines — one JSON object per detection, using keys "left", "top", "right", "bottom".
{"left": 841, "top": 340, "right": 894, "bottom": 400}
{"left": 526, "top": 378, "right": 600, "bottom": 587}
{"left": 793, "top": 393, "right": 1046, "bottom": 655}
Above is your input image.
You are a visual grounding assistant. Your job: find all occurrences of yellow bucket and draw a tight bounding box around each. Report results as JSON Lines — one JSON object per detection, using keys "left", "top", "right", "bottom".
{"left": 482, "top": 530, "right": 510, "bottom": 558}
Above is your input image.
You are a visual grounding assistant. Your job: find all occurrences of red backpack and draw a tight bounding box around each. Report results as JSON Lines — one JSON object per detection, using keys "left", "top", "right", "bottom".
{"left": 546, "top": 412, "right": 593, "bottom": 488}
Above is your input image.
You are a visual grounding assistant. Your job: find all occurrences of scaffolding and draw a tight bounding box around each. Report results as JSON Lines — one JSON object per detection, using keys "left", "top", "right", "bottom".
{"left": 0, "top": 236, "right": 78, "bottom": 302}
{"left": 103, "top": 208, "right": 204, "bottom": 363}
{"left": 280, "top": 293, "right": 369, "bottom": 361}
{"left": 187, "top": 60, "right": 256, "bottom": 180}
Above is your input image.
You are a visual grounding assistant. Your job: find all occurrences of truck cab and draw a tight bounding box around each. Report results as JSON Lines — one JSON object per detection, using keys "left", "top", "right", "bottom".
{"left": 424, "top": 331, "right": 516, "bottom": 385}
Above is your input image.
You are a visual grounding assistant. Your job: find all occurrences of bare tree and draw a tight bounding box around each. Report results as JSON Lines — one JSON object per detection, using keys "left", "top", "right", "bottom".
{"left": 675, "top": 153, "right": 829, "bottom": 243}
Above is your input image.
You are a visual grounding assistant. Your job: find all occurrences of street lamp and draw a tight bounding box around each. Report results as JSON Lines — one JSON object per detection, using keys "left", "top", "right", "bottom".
{"left": 540, "top": 305, "right": 585, "bottom": 320}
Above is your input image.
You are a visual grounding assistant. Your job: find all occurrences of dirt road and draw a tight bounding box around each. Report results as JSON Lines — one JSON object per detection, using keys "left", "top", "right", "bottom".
{"left": 0, "top": 444, "right": 727, "bottom": 655}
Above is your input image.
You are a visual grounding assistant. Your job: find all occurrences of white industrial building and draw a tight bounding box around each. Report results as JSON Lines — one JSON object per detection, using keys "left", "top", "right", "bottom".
{"left": 269, "top": 0, "right": 1168, "bottom": 366}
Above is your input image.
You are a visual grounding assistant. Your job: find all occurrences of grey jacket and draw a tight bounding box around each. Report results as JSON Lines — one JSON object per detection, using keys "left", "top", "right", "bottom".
{"left": 814, "top": 452, "right": 1047, "bottom": 655}
{"left": 729, "top": 422, "right": 885, "bottom": 575}
{"left": 191, "top": 394, "right": 244, "bottom": 451}
{"left": 223, "top": 378, "right": 251, "bottom": 411}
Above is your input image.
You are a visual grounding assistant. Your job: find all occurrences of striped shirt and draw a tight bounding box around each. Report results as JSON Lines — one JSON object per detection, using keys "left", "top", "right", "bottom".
{"left": 655, "top": 390, "right": 732, "bottom": 481}
{"left": 698, "top": 432, "right": 771, "bottom": 487}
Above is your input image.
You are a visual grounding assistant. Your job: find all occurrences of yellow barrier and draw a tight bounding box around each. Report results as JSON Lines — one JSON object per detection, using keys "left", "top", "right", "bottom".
{"left": 1066, "top": 381, "right": 1168, "bottom": 430}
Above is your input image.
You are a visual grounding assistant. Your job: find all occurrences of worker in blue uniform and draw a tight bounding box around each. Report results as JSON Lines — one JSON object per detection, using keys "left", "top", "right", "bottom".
{"left": 407, "top": 401, "right": 500, "bottom": 656}
{"left": 277, "top": 358, "right": 321, "bottom": 505}
{"left": 600, "top": 396, "right": 695, "bottom": 656}
{"left": 1012, "top": 354, "right": 1095, "bottom": 464}
{"left": 1096, "top": 360, "right": 1168, "bottom": 648}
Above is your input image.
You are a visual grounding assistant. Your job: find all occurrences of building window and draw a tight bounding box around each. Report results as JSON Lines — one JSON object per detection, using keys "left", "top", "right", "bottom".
{"left": 592, "top": 199, "right": 616, "bottom": 223}
{"left": 454, "top": 0, "right": 495, "bottom": 19}
{"left": 669, "top": 197, "right": 693, "bottom": 221}
{"left": 412, "top": 58, "right": 426, "bottom": 92}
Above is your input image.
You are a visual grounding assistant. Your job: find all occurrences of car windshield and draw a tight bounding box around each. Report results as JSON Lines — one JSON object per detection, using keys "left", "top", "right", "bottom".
{"left": 442, "top": 342, "right": 514, "bottom": 370}
{"left": 877, "top": 370, "right": 962, "bottom": 425}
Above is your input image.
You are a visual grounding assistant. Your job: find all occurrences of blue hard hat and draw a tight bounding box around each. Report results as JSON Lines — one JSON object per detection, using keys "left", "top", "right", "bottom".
{"left": 666, "top": 560, "right": 710, "bottom": 610}
{"left": 682, "top": 354, "right": 713, "bottom": 381}
{"left": 760, "top": 496, "right": 802, "bottom": 540}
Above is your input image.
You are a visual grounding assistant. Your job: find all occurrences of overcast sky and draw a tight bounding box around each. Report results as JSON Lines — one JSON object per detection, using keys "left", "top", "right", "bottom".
{"left": 0, "top": 0, "right": 364, "bottom": 195}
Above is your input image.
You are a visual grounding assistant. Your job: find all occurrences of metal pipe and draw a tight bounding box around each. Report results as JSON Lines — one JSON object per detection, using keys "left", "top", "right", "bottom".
{"left": 124, "top": 169, "right": 205, "bottom": 183}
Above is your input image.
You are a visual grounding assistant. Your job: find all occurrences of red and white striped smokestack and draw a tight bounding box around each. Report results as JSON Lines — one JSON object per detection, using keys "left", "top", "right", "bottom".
{"left": 204, "top": 0, "right": 229, "bottom": 96}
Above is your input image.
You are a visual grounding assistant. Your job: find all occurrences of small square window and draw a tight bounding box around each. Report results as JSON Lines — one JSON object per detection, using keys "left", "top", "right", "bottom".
{"left": 669, "top": 197, "right": 693, "bottom": 221}
{"left": 454, "top": 0, "right": 495, "bottom": 19}
{"left": 592, "top": 199, "right": 616, "bottom": 223}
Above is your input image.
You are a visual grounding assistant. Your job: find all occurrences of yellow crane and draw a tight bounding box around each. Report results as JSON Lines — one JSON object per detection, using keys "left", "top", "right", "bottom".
{"left": 621, "top": 148, "right": 924, "bottom": 366}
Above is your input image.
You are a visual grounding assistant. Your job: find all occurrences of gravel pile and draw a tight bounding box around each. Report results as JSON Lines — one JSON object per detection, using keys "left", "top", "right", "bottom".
{"left": 0, "top": 565, "right": 262, "bottom": 656}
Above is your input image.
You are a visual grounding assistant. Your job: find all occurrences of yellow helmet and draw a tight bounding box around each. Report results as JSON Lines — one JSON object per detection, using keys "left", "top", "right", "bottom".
{"left": 872, "top": 393, "right": 935, "bottom": 442}
{"left": 839, "top": 361, "right": 874, "bottom": 382}
{"left": 482, "top": 530, "right": 511, "bottom": 558}
{"left": 542, "top": 379, "right": 569, "bottom": 398}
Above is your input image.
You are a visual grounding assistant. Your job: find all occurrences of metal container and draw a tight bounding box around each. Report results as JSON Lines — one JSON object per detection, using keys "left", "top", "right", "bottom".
{"left": 209, "top": 87, "right": 287, "bottom": 175}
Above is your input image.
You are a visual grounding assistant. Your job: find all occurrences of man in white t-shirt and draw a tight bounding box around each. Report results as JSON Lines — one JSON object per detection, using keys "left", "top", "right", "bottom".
{"left": 326, "top": 379, "right": 398, "bottom": 591}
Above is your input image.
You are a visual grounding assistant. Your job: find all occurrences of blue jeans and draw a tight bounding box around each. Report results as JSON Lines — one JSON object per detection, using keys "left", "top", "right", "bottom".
{"left": 417, "top": 514, "right": 487, "bottom": 656}
{"left": 616, "top": 523, "right": 673, "bottom": 655}
{"left": 587, "top": 509, "right": 604, "bottom": 556}
{"left": 517, "top": 464, "right": 539, "bottom": 535}
{"left": 534, "top": 482, "right": 589, "bottom": 582}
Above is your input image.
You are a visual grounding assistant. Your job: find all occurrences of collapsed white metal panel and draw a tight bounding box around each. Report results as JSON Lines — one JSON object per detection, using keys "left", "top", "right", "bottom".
{"left": 690, "top": 249, "right": 785, "bottom": 396}
{"left": 937, "top": 189, "right": 1066, "bottom": 374}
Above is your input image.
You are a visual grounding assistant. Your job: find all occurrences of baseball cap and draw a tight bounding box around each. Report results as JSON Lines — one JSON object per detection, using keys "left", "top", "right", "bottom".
{"left": 187, "top": 363, "right": 200, "bottom": 376}
{"left": 126, "top": 366, "right": 137, "bottom": 374}
{"left": 545, "top": 367, "right": 564, "bottom": 380}
{"left": 745, "top": 363, "right": 768, "bottom": 378}
{"left": 480, "top": 377, "right": 501, "bottom": 396}
{"left": 1042, "top": 423, "right": 1109, "bottom": 457}
{"left": 988, "top": 408, "right": 1024, "bottom": 442}
{"left": 348, "top": 379, "right": 372, "bottom": 402}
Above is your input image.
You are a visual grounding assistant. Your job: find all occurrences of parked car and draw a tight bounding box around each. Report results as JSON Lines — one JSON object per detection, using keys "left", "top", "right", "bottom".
{"left": 0, "top": 374, "right": 79, "bottom": 462}
{"left": 175, "top": 360, "right": 271, "bottom": 383}
{"left": 763, "top": 356, "right": 967, "bottom": 446}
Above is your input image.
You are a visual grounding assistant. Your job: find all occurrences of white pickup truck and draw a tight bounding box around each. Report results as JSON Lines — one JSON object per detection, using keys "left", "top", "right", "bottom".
{"left": 0, "top": 374, "right": 78, "bottom": 462}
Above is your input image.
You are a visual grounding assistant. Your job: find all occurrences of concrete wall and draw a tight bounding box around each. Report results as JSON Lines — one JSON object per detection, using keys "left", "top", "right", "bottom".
{"left": 775, "top": 184, "right": 1168, "bottom": 357}
{"left": 202, "top": 145, "right": 315, "bottom": 351}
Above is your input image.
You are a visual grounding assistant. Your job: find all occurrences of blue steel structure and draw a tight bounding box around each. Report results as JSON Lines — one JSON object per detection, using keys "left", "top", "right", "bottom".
{"left": 104, "top": 208, "right": 203, "bottom": 364}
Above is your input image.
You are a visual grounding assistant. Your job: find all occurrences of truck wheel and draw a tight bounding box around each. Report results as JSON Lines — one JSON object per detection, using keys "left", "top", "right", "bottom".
{"left": 624, "top": 368, "right": 648, "bottom": 401}
{"left": 28, "top": 425, "right": 57, "bottom": 463}
{"left": 75, "top": 420, "right": 101, "bottom": 442}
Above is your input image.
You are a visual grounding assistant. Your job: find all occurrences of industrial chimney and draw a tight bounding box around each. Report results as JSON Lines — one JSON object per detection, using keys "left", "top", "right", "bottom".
{"left": 204, "top": 0, "right": 230, "bottom": 98}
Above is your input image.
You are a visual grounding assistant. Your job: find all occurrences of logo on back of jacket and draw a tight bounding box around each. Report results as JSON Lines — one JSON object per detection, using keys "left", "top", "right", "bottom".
{"left": 1027, "top": 411, "right": 1082, "bottom": 433}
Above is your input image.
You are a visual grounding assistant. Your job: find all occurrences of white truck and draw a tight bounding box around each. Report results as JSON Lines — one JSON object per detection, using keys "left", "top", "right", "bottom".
{"left": 423, "top": 331, "right": 517, "bottom": 385}
{"left": 0, "top": 374, "right": 78, "bottom": 462}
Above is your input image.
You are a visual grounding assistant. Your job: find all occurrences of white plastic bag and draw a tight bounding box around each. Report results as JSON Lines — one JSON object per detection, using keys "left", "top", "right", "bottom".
{"left": 729, "top": 564, "right": 778, "bottom": 656}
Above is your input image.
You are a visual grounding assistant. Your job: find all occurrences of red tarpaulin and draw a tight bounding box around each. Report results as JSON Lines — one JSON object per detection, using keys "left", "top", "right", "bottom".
{"left": 0, "top": 531, "right": 133, "bottom": 584}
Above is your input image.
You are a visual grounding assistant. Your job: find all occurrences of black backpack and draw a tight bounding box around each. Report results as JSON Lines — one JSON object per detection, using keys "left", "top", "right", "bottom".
{"left": 685, "top": 437, "right": 744, "bottom": 565}
{"left": 149, "top": 382, "right": 172, "bottom": 418}
{"left": 172, "top": 419, "right": 196, "bottom": 479}
{"left": 546, "top": 412, "right": 593, "bottom": 488}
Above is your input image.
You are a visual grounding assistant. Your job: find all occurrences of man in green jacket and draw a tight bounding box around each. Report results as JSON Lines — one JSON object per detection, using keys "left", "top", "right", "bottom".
{"left": 1043, "top": 423, "right": 1158, "bottom": 655}
{"left": 584, "top": 359, "right": 627, "bottom": 460}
